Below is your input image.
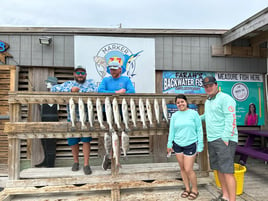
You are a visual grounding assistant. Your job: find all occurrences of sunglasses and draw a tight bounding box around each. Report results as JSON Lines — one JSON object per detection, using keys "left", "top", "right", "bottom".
{"left": 75, "top": 72, "right": 86, "bottom": 75}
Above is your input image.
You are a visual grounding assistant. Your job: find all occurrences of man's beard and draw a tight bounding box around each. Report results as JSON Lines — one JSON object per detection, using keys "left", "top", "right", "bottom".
{"left": 75, "top": 77, "right": 86, "bottom": 84}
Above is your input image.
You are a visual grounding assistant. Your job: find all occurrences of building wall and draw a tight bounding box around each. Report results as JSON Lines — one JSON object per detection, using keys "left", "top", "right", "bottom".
{"left": 1, "top": 34, "right": 266, "bottom": 73}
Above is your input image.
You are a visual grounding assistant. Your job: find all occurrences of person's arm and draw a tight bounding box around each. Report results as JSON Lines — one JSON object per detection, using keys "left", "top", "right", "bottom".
{"left": 195, "top": 112, "right": 204, "bottom": 153}
{"left": 255, "top": 114, "right": 258, "bottom": 125}
{"left": 167, "top": 114, "right": 175, "bottom": 149}
{"left": 222, "top": 96, "right": 237, "bottom": 143}
{"left": 244, "top": 114, "right": 248, "bottom": 125}
{"left": 51, "top": 81, "right": 73, "bottom": 92}
{"left": 125, "top": 78, "right": 135, "bottom": 93}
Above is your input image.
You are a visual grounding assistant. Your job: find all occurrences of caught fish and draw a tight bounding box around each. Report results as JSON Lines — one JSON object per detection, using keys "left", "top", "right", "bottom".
{"left": 87, "top": 98, "right": 94, "bottom": 129}
{"left": 78, "top": 98, "right": 87, "bottom": 130}
{"left": 104, "top": 132, "right": 112, "bottom": 155}
{"left": 146, "top": 98, "right": 153, "bottom": 127}
{"left": 121, "top": 131, "right": 129, "bottom": 160}
{"left": 130, "top": 98, "right": 137, "bottom": 128}
{"left": 112, "top": 131, "right": 121, "bottom": 168}
{"left": 162, "top": 98, "right": 169, "bottom": 122}
{"left": 105, "top": 97, "right": 114, "bottom": 131}
{"left": 139, "top": 98, "right": 147, "bottom": 128}
{"left": 96, "top": 98, "right": 105, "bottom": 129}
{"left": 112, "top": 98, "right": 121, "bottom": 130}
{"left": 154, "top": 98, "right": 160, "bottom": 125}
{"left": 69, "top": 97, "right": 76, "bottom": 131}
{"left": 122, "top": 98, "right": 130, "bottom": 131}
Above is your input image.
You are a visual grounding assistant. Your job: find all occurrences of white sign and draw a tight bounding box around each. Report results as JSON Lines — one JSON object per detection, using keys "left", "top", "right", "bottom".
{"left": 75, "top": 36, "right": 155, "bottom": 93}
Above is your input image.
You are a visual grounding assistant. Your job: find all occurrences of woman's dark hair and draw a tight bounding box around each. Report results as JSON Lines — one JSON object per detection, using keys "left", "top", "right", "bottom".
{"left": 248, "top": 103, "right": 256, "bottom": 115}
{"left": 175, "top": 94, "right": 188, "bottom": 107}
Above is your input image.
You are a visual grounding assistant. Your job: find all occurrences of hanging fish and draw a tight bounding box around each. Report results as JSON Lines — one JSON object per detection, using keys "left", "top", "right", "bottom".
{"left": 69, "top": 97, "right": 76, "bottom": 131}
{"left": 162, "top": 98, "right": 169, "bottom": 123}
{"left": 146, "top": 98, "right": 153, "bottom": 127}
{"left": 121, "top": 131, "right": 129, "bottom": 160}
{"left": 122, "top": 98, "right": 130, "bottom": 131}
{"left": 139, "top": 98, "right": 147, "bottom": 129}
{"left": 130, "top": 98, "right": 137, "bottom": 128}
{"left": 104, "top": 132, "right": 112, "bottom": 156}
{"left": 112, "top": 131, "right": 121, "bottom": 168}
{"left": 87, "top": 98, "right": 94, "bottom": 130}
{"left": 154, "top": 98, "right": 160, "bottom": 125}
{"left": 96, "top": 98, "right": 106, "bottom": 129}
{"left": 78, "top": 97, "right": 87, "bottom": 130}
{"left": 105, "top": 97, "right": 114, "bottom": 131}
{"left": 112, "top": 98, "right": 121, "bottom": 130}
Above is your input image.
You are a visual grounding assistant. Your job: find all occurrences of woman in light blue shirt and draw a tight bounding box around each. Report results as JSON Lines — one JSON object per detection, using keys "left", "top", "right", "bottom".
{"left": 167, "top": 94, "right": 203, "bottom": 200}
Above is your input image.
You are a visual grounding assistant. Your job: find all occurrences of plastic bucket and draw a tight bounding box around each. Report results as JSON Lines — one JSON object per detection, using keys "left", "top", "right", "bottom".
{"left": 214, "top": 163, "right": 247, "bottom": 195}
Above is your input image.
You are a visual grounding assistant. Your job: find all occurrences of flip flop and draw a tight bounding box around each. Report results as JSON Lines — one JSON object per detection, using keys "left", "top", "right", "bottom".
{"left": 181, "top": 190, "right": 190, "bottom": 198}
{"left": 188, "top": 191, "right": 199, "bottom": 200}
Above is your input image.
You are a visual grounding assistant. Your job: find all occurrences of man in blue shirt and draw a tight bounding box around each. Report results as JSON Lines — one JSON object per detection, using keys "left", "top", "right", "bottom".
{"left": 98, "top": 60, "right": 135, "bottom": 170}
{"left": 98, "top": 60, "right": 135, "bottom": 94}
{"left": 52, "top": 66, "right": 97, "bottom": 175}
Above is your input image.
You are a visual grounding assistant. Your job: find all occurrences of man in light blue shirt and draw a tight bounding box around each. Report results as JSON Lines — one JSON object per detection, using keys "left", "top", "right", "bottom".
{"left": 52, "top": 66, "right": 97, "bottom": 175}
{"left": 201, "top": 76, "right": 238, "bottom": 201}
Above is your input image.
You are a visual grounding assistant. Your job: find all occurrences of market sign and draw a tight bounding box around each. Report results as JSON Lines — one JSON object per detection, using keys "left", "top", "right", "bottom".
{"left": 0, "top": 40, "right": 12, "bottom": 64}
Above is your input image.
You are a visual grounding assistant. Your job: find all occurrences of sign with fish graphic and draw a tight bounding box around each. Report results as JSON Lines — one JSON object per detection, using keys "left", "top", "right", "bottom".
{"left": 75, "top": 36, "right": 155, "bottom": 93}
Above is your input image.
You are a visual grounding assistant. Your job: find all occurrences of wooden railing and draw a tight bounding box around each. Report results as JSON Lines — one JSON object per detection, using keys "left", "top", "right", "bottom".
{"left": 4, "top": 91, "right": 208, "bottom": 187}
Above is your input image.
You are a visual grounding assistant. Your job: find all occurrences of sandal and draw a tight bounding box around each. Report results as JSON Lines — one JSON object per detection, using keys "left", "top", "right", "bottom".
{"left": 188, "top": 192, "right": 199, "bottom": 200}
{"left": 181, "top": 190, "right": 190, "bottom": 198}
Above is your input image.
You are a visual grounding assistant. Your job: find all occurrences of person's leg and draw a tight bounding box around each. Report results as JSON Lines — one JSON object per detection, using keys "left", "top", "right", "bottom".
{"left": 71, "top": 144, "right": 79, "bottom": 163}
{"left": 176, "top": 153, "right": 191, "bottom": 196}
{"left": 82, "top": 142, "right": 90, "bottom": 166}
{"left": 218, "top": 171, "right": 236, "bottom": 201}
{"left": 184, "top": 154, "right": 198, "bottom": 194}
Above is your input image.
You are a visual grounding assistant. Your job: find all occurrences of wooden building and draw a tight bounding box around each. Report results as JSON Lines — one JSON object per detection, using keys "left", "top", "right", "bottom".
{"left": 0, "top": 6, "right": 267, "bottom": 193}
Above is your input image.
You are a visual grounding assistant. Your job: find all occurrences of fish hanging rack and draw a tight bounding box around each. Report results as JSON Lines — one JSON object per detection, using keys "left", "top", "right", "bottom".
{"left": 6, "top": 91, "right": 206, "bottom": 139}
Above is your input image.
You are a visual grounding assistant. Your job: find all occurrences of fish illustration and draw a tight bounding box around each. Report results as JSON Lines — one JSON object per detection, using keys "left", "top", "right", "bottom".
{"left": 130, "top": 98, "right": 137, "bottom": 128}
{"left": 112, "top": 131, "right": 121, "bottom": 168}
{"left": 121, "top": 131, "right": 129, "bottom": 160}
{"left": 104, "top": 132, "right": 112, "bottom": 156}
{"left": 105, "top": 97, "right": 114, "bottom": 131}
{"left": 96, "top": 98, "right": 106, "bottom": 129}
{"left": 87, "top": 98, "right": 94, "bottom": 129}
{"left": 139, "top": 98, "right": 147, "bottom": 129}
{"left": 69, "top": 97, "right": 76, "bottom": 131}
{"left": 146, "top": 98, "right": 153, "bottom": 127}
{"left": 78, "top": 98, "right": 87, "bottom": 130}
{"left": 94, "top": 56, "right": 107, "bottom": 78}
{"left": 162, "top": 98, "right": 169, "bottom": 123}
{"left": 154, "top": 98, "right": 160, "bottom": 125}
{"left": 112, "top": 98, "right": 121, "bottom": 130}
{"left": 122, "top": 98, "right": 130, "bottom": 131}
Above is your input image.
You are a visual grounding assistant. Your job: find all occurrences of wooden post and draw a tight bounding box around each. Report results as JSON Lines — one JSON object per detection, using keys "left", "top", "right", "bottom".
{"left": 8, "top": 103, "right": 21, "bottom": 180}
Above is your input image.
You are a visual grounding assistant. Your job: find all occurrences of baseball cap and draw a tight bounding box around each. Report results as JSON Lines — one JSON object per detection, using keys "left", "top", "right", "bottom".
{"left": 45, "top": 76, "right": 58, "bottom": 85}
{"left": 202, "top": 76, "right": 217, "bottom": 86}
{"left": 108, "top": 61, "right": 121, "bottom": 69}
{"left": 74, "top": 65, "right": 86, "bottom": 72}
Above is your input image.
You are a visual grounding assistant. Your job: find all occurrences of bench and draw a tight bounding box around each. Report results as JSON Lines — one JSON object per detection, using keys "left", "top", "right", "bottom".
{"left": 236, "top": 146, "right": 268, "bottom": 164}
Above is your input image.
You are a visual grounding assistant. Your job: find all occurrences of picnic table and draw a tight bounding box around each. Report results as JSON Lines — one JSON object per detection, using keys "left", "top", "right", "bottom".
{"left": 236, "top": 129, "right": 268, "bottom": 165}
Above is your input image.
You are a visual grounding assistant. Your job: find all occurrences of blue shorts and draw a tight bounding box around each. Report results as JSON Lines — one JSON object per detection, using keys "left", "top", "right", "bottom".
{"left": 172, "top": 141, "right": 197, "bottom": 156}
{"left": 67, "top": 137, "right": 92, "bottom": 146}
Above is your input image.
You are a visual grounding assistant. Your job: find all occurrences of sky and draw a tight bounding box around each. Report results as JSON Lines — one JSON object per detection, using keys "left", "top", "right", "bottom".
{"left": 1, "top": 0, "right": 267, "bottom": 29}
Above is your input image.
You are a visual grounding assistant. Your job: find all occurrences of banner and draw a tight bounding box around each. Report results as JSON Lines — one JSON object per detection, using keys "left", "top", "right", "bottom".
{"left": 75, "top": 36, "right": 155, "bottom": 93}
{"left": 163, "top": 71, "right": 265, "bottom": 126}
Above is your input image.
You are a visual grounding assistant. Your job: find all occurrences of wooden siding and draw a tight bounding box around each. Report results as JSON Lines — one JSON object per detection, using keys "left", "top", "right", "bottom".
{"left": 0, "top": 34, "right": 266, "bottom": 73}
{"left": 0, "top": 65, "right": 17, "bottom": 164}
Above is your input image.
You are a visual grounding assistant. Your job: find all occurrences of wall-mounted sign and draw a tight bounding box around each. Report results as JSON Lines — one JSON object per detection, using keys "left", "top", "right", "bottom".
{"left": 0, "top": 40, "right": 12, "bottom": 64}
{"left": 75, "top": 36, "right": 155, "bottom": 93}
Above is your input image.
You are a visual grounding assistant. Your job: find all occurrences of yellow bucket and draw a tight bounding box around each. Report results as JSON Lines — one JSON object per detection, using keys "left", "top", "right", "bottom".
{"left": 214, "top": 163, "right": 247, "bottom": 195}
